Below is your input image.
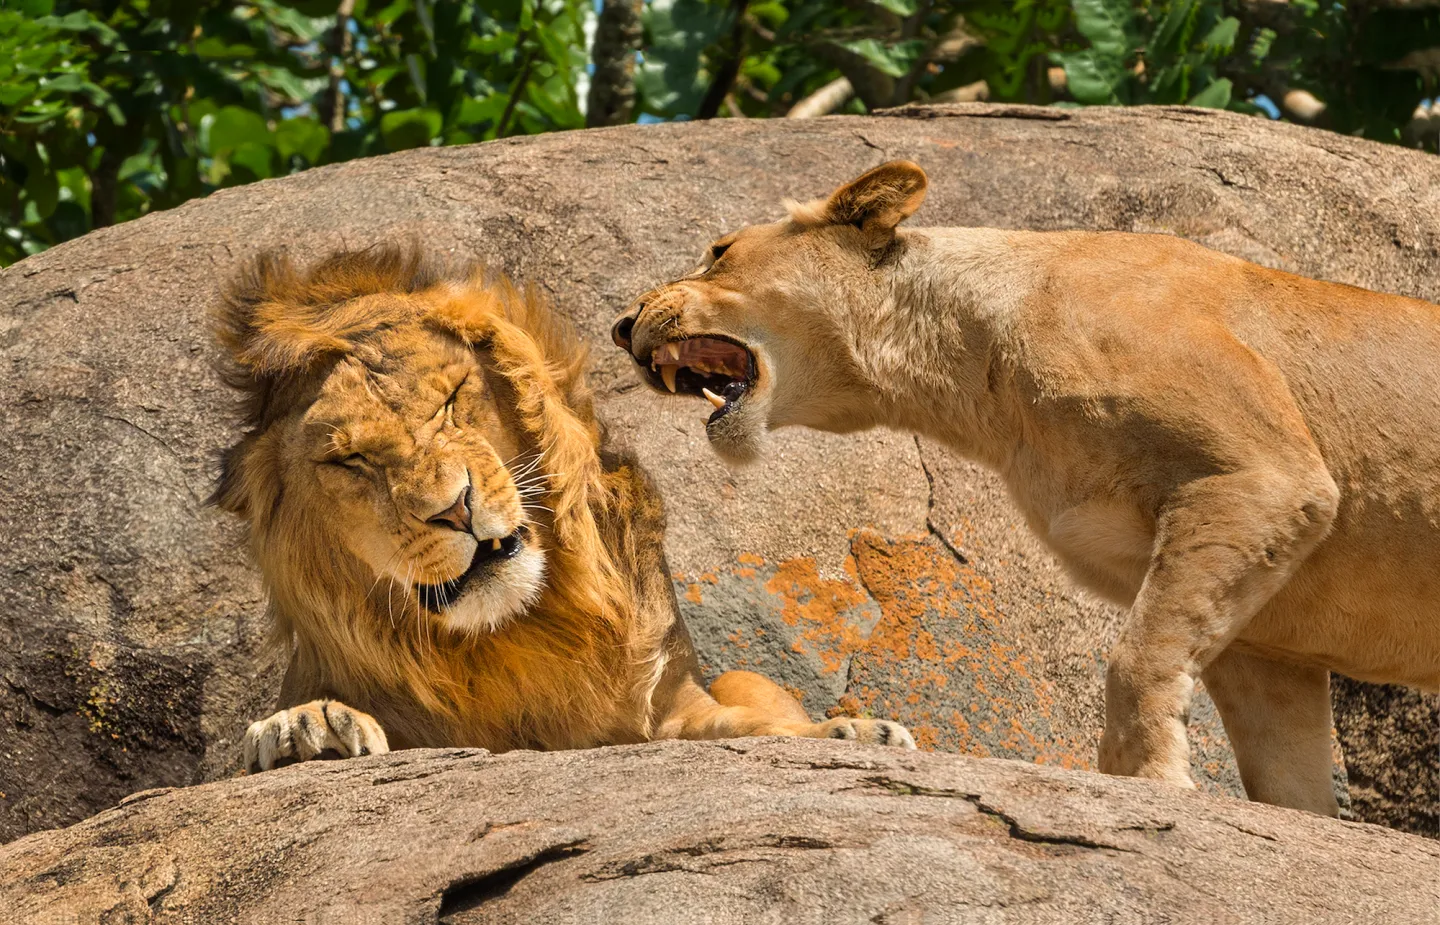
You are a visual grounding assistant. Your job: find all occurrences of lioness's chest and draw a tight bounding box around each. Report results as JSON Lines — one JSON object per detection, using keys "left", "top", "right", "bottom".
{"left": 1008, "top": 480, "right": 1156, "bottom": 608}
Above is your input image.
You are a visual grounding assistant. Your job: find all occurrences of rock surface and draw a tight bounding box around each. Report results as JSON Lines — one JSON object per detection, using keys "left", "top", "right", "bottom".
{"left": 2, "top": 740, "right": 1437, "bottom": 924}
{"left": 0, "top": 103, "right": 1435, "bottom": 842}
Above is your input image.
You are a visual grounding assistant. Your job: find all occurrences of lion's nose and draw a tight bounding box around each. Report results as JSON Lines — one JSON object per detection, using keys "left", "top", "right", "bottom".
{"left": 611, "top": 304, "right": 641, "bottom": 352}
{"left": 427, "top": 485, "right": 472, "bottom": 533}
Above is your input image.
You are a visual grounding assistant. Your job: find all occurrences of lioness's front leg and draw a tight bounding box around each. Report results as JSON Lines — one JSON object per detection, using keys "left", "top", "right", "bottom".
{"left": 243, "top": 699, "right": 389, "bottom": 773}
{"left": 1100, "top": 468, "right": 1337, "bottom": 786}
{"left": 658, "top": 669, "right": 916, "bottom": 748}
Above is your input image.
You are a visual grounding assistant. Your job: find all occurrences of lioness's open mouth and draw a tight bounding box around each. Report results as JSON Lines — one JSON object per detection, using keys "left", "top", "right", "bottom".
{"left": 417, "top": 526, "right": 528, "bottom": 611}
{"left": 643, "top": 336, "right": 756, "bottom": 424}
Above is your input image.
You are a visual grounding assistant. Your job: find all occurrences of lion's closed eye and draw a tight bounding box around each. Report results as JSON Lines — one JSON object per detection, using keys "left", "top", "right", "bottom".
{"left": 439, "top": 375, "right": 468, "bottom": 427}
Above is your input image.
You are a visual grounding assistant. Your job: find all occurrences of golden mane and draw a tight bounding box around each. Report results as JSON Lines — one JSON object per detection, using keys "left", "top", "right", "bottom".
{"left": 214, "top": 245, "right": 661, "bottom": 750}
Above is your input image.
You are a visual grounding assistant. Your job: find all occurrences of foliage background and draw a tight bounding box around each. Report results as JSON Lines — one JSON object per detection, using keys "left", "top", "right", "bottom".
{"left": 4, "top": 0, "right": 1440, "bottom": 266}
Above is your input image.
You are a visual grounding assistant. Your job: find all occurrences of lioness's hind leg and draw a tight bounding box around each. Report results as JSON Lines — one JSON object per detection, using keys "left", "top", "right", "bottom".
{"left": 243, "top": 699, "right": 389, "bottom": 773}
{"left": 1202, "top": 647, "right": 1339, "bottom": 816}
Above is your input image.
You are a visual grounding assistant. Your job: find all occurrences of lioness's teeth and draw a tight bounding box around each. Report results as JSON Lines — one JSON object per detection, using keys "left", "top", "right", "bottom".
{"left": 660, "top": 364, "right": 678, "bottom": 393}
{"left": 661, "top": 342, "right": 681, "bottom": 363}
{"left": 702, "top": 387, "right": 726, "bottom": 409}
{"left": 491, "top": 538, "right": 501, "bottom": 551}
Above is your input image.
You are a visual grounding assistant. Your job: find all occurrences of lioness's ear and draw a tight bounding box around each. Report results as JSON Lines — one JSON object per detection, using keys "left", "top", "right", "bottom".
{"left": 822, "top": 161, "right": 928, "bottom": 235}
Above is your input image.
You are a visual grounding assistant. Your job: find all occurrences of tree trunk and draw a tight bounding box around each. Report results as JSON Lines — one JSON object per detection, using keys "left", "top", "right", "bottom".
{"left": 586, "top": 0, "right": 643, "bottom": 128}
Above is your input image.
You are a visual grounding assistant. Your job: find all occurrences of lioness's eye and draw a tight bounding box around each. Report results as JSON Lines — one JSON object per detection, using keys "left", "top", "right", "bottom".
{"left": 333, "top": 453, "right": 370, "bottom": 470}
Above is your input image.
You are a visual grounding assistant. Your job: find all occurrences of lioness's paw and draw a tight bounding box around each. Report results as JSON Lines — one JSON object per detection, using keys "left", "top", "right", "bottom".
{"left": 243, "top": 699, "right": 389, "bottom": 773}
{"left": 814, "top": 717, "right": 917, "bottom": 749}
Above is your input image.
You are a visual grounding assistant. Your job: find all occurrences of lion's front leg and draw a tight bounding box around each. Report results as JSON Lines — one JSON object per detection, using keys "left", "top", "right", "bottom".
{"left": 243, "top": 699, "right": 389, "bottom": 773}
{"left": 800, "top": 715, "right": 917, "bottom": 748}
{"left": 1099, "top": 467, "right": 1337, "bottom": 790}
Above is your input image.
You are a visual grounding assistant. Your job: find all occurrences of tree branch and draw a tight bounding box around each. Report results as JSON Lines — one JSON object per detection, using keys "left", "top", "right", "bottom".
{"left": 496, "top": 42, "right": 537, "bottom": 138}
{"left": 317, "top": 0, "right": 356, "bottom": 134}
{"left": 787, "top": 76, "right": 854, "bottom": 118}
{"left": 697, "top": 0, "right": 750, "bottom": 120}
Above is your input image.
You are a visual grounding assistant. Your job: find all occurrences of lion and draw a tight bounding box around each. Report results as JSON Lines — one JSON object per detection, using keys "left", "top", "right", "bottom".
{"left": 212, "top": 245, "right": 914, "bottom": 772}
{"left": 611, "top": 161, "right": 1440, "bottom": 816}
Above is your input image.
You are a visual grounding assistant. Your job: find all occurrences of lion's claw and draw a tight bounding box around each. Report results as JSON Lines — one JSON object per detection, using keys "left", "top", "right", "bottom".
{"left": 243, "top": 699, "right": 389, "bottom": 773}
{"left": 814, "top": 717, "right": 917, "bottom": 749}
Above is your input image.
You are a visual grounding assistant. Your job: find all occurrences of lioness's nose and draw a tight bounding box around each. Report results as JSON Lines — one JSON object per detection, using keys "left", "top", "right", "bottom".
{"left": 611, "top": 303, "right": 641, "bottom": 352}
{"left": 427, "top": 486, "right": 472, "bottom": 533}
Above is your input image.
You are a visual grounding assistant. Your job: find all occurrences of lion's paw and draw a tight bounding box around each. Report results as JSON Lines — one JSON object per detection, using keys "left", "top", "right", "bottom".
{"left": 243, "top": 699, "right": 389, "bottom": 773}
{"left": 813, "top": 717, "right": 917, "bottom": 749}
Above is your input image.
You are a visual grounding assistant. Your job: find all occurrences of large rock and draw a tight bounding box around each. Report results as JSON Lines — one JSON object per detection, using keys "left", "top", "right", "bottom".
{"left": 1, "top": 104, "right": 1435, "bottom": 842}
{"left": 2, "top": 740, "right": 1437, "bottom": 924}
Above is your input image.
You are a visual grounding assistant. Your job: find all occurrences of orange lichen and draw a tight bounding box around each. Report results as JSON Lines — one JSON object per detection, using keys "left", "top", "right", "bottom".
{"left": 692, "top": 533, "right": 1094, "bottom": 770}
{"left": 762, "top": 555, "right": 873, "bottom": 676}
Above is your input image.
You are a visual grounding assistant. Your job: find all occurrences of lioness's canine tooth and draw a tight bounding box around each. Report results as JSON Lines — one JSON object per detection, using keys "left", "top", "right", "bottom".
{"left": 492, "top": 537, "right": 501, "bottom": 551}
{"left": 702, "top": 387, "right": 726, "bottom": 409}
{"left": 661, "top": 342, "right": 680, "bottom": 363}
{"left": 661, "top": 364, "right": 678, "bottom": 393}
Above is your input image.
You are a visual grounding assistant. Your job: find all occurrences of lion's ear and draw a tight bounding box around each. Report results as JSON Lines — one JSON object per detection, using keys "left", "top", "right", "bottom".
{"left": 820, "top": 161, "right": 928, "bottom": 236}
{"left": 210, "top": 434, "right": 278, "bottom": 522}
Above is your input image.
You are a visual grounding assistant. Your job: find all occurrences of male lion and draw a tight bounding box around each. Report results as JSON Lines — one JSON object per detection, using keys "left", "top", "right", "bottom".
{"left": 214, "top": 245, "right": 914, "bottom": 771}
{"left": 611, "top": 161, "right": 1440, "bottom": 816}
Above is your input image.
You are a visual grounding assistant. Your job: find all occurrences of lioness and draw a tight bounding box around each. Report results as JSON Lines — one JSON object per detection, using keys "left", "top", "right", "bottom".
{"left": 214, "top": 246, "right": 913, "bottom": 771}
{"left": 611, "top": 161, "right": 1440, "bottom": 816}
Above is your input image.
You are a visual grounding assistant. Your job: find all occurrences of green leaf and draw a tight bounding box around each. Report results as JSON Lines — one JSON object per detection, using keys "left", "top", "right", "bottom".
{"left": 1198, "top": 16, "right": 1239, "bottom": 55}
{"left": 193, "top": 36, "right": 260, "bottom": 60}
{"left": 0, "top": 83, "right": 34, "bottom": 107}
{"left": 1248, "top": 26, "right": 1276, "bottom": 65}
{"left": 1187, "top": 77, "right": 1232, "bottom": 109}
{"left": 835, "top": 38, "right": 927, "bottom": 79}
{"left": 40, "top": 72, "right": 86, "bottom": 93}
{"left": 1151, "top": 0, "right": 1196, "bottom": 58}
{"left": 275, "top": 117, "right": 330, "bottom": 163}
{"left": 380, "top": 107, "right": 442, "bottom": 150}
{"left": 204, "top": 106, "right": 270, "bottom": 155}
{"left": 22, "top": 163, "right": 59, "bottom": 222}
{"left": 637, "top": 0, "right": 729, "bottom": 116}
{"left": 228, "top": 141, "right": 275, "bottom": 180}
{"left": 1052, "top": 49, "right": 1124, "bottom": 105}
{"left": 1070, "top": 0, "right": 1133, "bottom": 59}
{"left": 870, "top": 0, "right": 919, "bottom": 15}
{"left": 274, "top": 0, "right": 348, "bottom": 16}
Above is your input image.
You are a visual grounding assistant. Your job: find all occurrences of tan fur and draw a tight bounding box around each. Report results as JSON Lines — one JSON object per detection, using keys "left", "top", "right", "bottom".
{"left": 216, "top": 245, "right": 915, "bottom": 770}
{"left": 614, "top": 162, "right": 1440, "bottom": 815}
